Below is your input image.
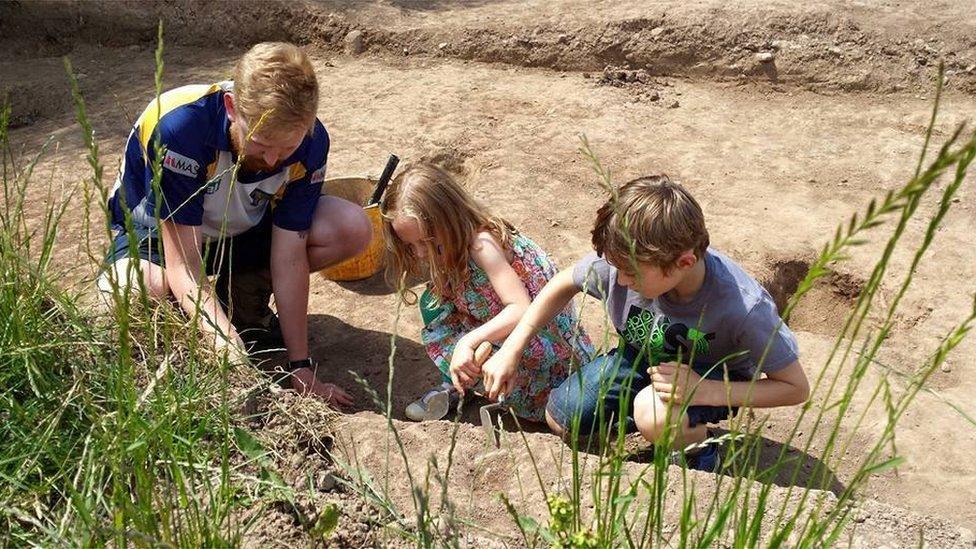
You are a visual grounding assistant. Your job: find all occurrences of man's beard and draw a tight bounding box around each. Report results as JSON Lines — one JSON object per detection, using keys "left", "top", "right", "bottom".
{"left": 229, "top": 123, "right": 278, "bottom": 172}
{"left": 242, "top": 156, "right": 277, "bottom": 173}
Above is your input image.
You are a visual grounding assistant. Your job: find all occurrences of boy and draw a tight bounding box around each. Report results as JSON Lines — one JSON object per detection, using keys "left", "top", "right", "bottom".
{"left": 481, "top": 175, "right": 809, "bottom": 470}
{"left": 98, "top": 42, "right": 371, "bottom": 407}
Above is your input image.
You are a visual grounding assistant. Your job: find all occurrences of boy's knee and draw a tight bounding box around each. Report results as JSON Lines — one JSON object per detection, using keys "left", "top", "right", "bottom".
{"left": 545, "top": 409, "right": 566, "bottom": 437}
{"left": 633, "top": 388, "right": 673, "bottom": 443}
{"left": 545, "top": 382, "right": 599, "bottom": 436}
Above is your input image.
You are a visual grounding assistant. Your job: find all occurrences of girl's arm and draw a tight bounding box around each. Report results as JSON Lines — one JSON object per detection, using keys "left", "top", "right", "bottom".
{"left": 448, "top": 233, "right": 532, "bottom": 390}
{"left": 482, "top": 267, "right": 581, "bottom": 400}
{"left": 460, "top": 233, "right": 532, "bottom": 347}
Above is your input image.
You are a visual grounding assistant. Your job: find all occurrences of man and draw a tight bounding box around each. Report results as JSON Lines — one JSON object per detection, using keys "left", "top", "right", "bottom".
{"left": 99, "top": 42, "right": 369, "bottom": 406}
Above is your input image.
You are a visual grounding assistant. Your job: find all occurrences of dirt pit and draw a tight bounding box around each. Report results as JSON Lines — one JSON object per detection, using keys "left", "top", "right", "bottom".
{"left": 3, "top": 0, "right": 976, "bottom": 545}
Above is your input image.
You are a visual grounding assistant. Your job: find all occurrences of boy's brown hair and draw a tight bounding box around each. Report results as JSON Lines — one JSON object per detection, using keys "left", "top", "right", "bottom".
{"left": 233, "top": 42, "right": 318, "bottom": 133}
{"left": 592, "top": 175, "right": 710, "bottom": 273}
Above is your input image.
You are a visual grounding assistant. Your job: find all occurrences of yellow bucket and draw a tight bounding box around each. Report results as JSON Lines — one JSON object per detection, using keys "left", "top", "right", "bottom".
{"left": 319, "top": 176, "right": 386, "bottom": 282}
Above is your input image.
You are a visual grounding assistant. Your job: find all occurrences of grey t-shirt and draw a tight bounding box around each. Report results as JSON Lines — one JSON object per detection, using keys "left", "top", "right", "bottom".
{"left": 572, "top": 249, "right": 799, "bottom": 379}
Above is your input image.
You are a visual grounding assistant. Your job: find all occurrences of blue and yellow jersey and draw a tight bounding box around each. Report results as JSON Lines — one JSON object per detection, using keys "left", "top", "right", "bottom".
{"left": 108, "top": 82, "right": 329, "bottom": 240}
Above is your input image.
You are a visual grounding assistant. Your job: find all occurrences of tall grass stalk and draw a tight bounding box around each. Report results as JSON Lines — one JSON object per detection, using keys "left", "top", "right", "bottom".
{"left": 0, "top": 23, "right": 286, "bottom": 546}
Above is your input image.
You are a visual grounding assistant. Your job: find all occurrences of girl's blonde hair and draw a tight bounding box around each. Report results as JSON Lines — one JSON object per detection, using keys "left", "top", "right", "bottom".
{"left": 381, "top": 163, "right": 516, "bottom": 304}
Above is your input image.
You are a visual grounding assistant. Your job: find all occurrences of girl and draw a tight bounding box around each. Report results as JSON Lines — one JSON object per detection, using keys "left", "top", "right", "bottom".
{"left": 381, "top": 163, "right": 593, "bottom": 422}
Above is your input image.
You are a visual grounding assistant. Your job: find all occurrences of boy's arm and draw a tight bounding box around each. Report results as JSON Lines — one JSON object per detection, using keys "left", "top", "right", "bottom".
{"left": 160, "top": 219, "right": 247, "bottom": 361}
{"left": 482, "top": 267, "right": 580, "bottom": 400}
{"left": 651, "top": 360, "right": 810, "bottom": 408}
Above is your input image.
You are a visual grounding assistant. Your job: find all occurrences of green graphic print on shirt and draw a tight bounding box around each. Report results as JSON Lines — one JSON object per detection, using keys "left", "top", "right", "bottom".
{"left": 622, "top": 305, "right": 715, "bottom": 366}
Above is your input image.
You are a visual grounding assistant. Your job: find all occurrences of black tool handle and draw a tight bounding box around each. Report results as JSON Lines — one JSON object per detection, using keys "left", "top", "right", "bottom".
{"left": 367, "top": 154, "right": 400, "bottom": 206}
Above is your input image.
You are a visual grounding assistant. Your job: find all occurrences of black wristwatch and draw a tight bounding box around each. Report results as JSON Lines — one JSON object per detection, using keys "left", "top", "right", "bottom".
{"left": 288, "top": 358, "right": 315, "bottom": 372}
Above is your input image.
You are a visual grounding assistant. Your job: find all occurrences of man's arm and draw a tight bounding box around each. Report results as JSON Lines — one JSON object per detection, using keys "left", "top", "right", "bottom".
{"left": 270, "top": 224, "right": 355, "bottom": 407}
{"left": 270, "top": 225, "right": 311, "bottom": 362}
{"left": 159, "top": 219, "right": 246, "bottom": 358}
{"left": 482, "top": 267, "right": 581, "bottom": 399}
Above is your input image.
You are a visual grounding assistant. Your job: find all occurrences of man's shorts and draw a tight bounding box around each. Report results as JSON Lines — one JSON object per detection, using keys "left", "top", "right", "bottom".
{"left": 545, "top": 344, "right": 747, "bottom": 435}
{"left": 104, "top": 213, "right": 273, "bottom": 276}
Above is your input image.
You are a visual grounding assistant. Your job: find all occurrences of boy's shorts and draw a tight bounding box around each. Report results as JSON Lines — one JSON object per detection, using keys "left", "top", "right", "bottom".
{"left": 103, "top": 213, "right": 273, "bottom": 275}
{"left": 545, "top": 344, "right": 747, "bottom": 435}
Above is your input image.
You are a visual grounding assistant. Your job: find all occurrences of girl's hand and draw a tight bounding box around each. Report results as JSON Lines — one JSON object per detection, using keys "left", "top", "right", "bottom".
{"left": 449, "top": 341, "right": 480, "bottom": 393}
{"left": 483, "top": 347, "right": 519, "bottom": 401}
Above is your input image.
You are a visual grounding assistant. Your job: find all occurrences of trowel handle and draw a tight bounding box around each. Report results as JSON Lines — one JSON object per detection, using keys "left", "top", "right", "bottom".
{"left": 367, "top": 154, "right": 400, "bottom": 206}
{"left": 474, "top": 341, "right": 494, "bottom": 367}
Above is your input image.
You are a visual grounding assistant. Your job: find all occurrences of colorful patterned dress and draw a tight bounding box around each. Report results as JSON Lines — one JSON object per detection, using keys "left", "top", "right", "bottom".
{"left": 421, "top": 233, "right": 595, "bottom": 421}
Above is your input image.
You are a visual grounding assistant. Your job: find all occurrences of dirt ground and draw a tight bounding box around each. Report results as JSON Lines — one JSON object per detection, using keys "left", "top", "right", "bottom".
{"left": 3, "top": 0, "right": 976, "bottom": 545}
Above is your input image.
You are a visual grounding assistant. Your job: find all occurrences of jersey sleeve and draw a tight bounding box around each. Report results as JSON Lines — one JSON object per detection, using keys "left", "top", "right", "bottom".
{"left": 147, "top": 121, "right": 206, "bottom": 226}
{"left": 273, "top": 122, "right": 329, "bottom": 232}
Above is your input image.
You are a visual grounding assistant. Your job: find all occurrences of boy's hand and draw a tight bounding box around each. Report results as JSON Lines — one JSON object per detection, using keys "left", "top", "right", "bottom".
{"left": 482, "top": 347, "right": 518, "bottom": 401}
{"left": 449, "top": 340, "right": 482, "bottom": 393}
{"left": 649, "top": 362, "right": 707, "bottom": 405}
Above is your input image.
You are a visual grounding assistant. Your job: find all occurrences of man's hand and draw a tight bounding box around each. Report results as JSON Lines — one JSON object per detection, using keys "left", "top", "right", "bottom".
{"left": 482, "top": 346, "right": 518, "bottom": 402}
{"left": 220, "top": 335, "right": 252, "bottom": 367}
{"left": 649, "top": 362, "right": 708, "bottom": 406}
{"left": 291, "top": 365, "right": 355, "bottom": 408}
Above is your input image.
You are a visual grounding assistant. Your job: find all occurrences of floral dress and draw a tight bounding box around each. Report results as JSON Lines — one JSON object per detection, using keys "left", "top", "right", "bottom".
{"left": 420, "top": 233, "right": 595, "bottom": 421}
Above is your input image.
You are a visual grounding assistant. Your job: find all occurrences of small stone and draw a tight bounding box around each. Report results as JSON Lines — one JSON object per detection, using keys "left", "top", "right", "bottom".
{"left": 344, "top": 30, "right": 364, "bottom": 55}
{"left": 828, "top": 46, "right": 843, "bottom": 56}
{"left": 667, "top": 100, "right": 680, "bottom": 109}
{"left": 647, "top": 90, "right": 660, "bottom": 101}
{"left": 438, "top": 42, "right": 448, "bottom": 49}
{"left": 402, "top": 48, "right": 410, "bottom": 55}
{"left": 650, "top": 26, "right": 666, "bottom": 37}
{"left": 557, "top": 33, "right": 569, "bottom": 44}
{"left": 757, "top": 52, "right": 775, "bottom": 63}
{"left": 317, "top": 471, "right": 337, "bottom": 491}
{"left": 940, "top": 362, "right": 952, "bottom": 373}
